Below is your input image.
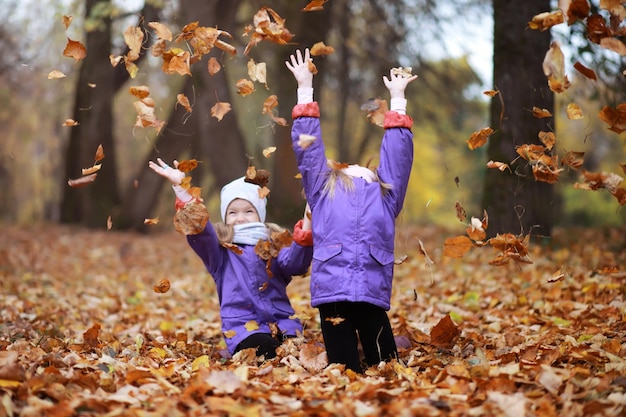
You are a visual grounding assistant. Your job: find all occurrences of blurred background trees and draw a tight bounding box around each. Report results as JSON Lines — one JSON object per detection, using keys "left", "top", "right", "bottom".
{"left": 0, "top": 0, "right": 624, "bottom": 233}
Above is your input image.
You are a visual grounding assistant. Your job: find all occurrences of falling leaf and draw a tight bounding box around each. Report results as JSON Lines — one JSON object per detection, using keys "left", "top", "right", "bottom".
{"left": 177, "top": 159, "right": 198, "bottom": 173}
{"left": 208, "top": 57, "right": 221, "bottom": 75}
{"left": 542, "top": 41, "right": 570, "bottom": 93}
{"left": 298, "top": 134, "right": 317, "bottom": 149}
{"left": 144, "top": 218, "right": 160, "bottom": 225}
{"left": 68, "top": 173, "right": 97, "bottom": 188}
{"left": 47, "top": 70, "right": 66, "bottom": 79}
{"left": 94, "top": 144, "right": 105, "bottom": 162}
{"left": 148, "top": 21, "right": 173, "bottom": 41}
{"left": 62, "top": 15, "right": 73, "bottom": 30}
{"left": 109, "top": 54, "right": 123, "bottom": 67}
{"left": 236, "top": 79, "right": 256, "bottom": 96}
{"left": 310, "top": 41, "right": 335, "bottom": 56}
{"left": 124, "top": 25, "right": 144, "bottom": 64}
{"left": 600, "top": 37, "right": 626, "bottom": 56}
{"left": 566, "top": 103, "right": 583, "bottom": 120}
{"left": 538, "top": 131, "right": 556, "bottom": 150}
{"left": 211, "top": 101, "right": 231, "bottom": 121}
{"left": 302, "top": 0, "right": 329, "bottom": 12}
{"left": 598, "top": 103, "right": 626, "bottom": 133}
{"left": 455, "top": 202, "right": 467, "bottom": 222}
{"left": 528, "top": 10, "right": 565, "bottom": 31}
{"left": 443, "top": 235, "right": 474, "bottom": 258}
{"left": 247, "top": 59, "right": 267, "bottom": 86}
{"left": 63, "top": 119, "right": 79, "bottom": 126}
{"left": 161, "top": 49, "right": 192, "bottom": 76}
{"left": 83, "top": 323, "right": 101, "bottom": 348}
{"left": 466, "top": 216, "right": 487, "bottom": 242}
{"left": 532, "top": 107, "right": 552, "bottom": 118}
{"left": 153, "top": 279, "right": 170, "bottom": 293}
{"left": 129, "top": 85, "right": 151, "bottom": 99}
{"left": 483, "top": 90, "right": 499, "bottom": 97}
{"left": 106, "top": 216, "right": 112, "bottom": 230}
{"left": 487, "top": 160, "right": 511, "bottom": 172}
{"left": 467, "top": 127, "right": 494, "bottom": 150}
{"left": 63, "top": 38, "right": 87, "bottom": 62}
{"left": 262, "top": 147, "right": 276, "bottom": 158}
{"left": 325, "top": 316, "right": 345, "bottom": 326}
{"left": 430, "top": 315, "right": 460, "bottom": 349}
{"left": 561, "top": 151, "right": 585, "bottom": 169}
{"left": 361, "top": 98, "right": 388, "bottom": 127}
{"left": 87, "top": 83, "right": 96, "bottom": 88}
{"left": 547, "top": 268, "right": 566, "bottom": 283}
{"left": 416, "top": 238, "right": 435, "bottom": 267}
{"left": 223, "top": 330, "right": 236, "bottom": 339}
{"left": 82, "top": 164, "right": 101, "bottom": 176}
{"left": 177, "top": 93, "right": 192, "bottom": 113}
{"left": 243, "top": 7, "right": 294, "bottom": 55}
{"left": 573, "top": 61, "right": 597, "bottom": 81}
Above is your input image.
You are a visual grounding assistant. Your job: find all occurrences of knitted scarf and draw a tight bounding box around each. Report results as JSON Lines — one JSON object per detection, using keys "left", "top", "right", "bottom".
{"left": 233, "top": 222, "right": 270, "bottom": 245}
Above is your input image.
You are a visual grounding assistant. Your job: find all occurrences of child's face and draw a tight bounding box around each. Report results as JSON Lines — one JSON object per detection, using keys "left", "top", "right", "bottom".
{"left": 225, "top": 199, "right": 260, "bottom": 225}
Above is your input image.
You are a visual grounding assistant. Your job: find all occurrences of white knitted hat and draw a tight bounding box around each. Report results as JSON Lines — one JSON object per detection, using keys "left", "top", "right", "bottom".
{"left": 220, "top": 177, "right": 267, "bottom": 223}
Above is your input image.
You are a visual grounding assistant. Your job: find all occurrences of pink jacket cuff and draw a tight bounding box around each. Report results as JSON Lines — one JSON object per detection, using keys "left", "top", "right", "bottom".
{"left": 292, "top": 102, "right": 321, "bottom": 119}
{"left": 292, "top": 219, "right": 313, "bottom": 246}
{"left": 384, "top": 111, "right": 413, "bottom": 129}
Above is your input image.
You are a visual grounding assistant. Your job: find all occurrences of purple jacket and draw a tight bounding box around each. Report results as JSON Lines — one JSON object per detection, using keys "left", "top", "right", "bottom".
{"left": 187, "top": 223, "right": 312, "bottom": 354}
{"left": 291, "top": 102, "right": 414, "bottom": 310}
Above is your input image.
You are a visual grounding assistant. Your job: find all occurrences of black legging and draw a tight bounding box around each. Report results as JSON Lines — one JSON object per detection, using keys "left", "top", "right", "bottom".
{"left": 318, "top": 301, "right": 397, "bottom": 373}
{"left": 235, "top": 333, "right": 282, "bottom": 359}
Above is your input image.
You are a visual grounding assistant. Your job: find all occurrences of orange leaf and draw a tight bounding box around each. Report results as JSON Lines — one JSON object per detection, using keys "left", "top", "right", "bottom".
{"left": 236, "top": 79, "right": 255, "bottom": 96}
{"left": 63, "top": 38, "right": 87, "bottom": 62}
{"left": 302, "top": 0, "right": 329, "bottom": 12}
{"left": 177, "top": 93, "right": 192, "bottom": 113}
{"left": 211, "top": 101, "right": 231, "bottom": 121}
{"left": 486, "top": 160, "right": 511, "bottom": 172}
{"left": 94, "top": 144, "right": 105, "bottom": 162}
{"left": 153, "top": 279, "right": 170, "bottom": 293}
{"left": 299, "top": 343, "right": 328, "bottom": 372}
{"left": 532, "top": 107, "right": 552, "bottom": 118}
{"left": 207, "top": 57, "right": 221, "bottom": 75}
{"left": 62, "top": 15, "right": 73, "bottom": 30}
{"left": 262, "top": 95, "right": 278, "bottom": 114}
{"left": 430, "top": 315, "right": 460, "bottom": 349}
{"left": 542, "top": 41, "right": 570, "bottom": 93}
{"left": 82, "top": 164, "right": 101, "bottom": 176}
{"left": 443, "top": 235, "right": 474, "bottom": 258}
{"left": 129, "top": 85, "right": 151, "bottom": 99}
{"left": 148, "top": 21, "right": 173, "bottom": 41}
{"left": 262, "top": 147, "right": 276, "bottom": 158}
{"left": 467, "top": 127, "right": 493, "bottom": 150}
{"left": 566, "top": 103, "right": 583, "bottom": 120}
{"left": 144, "top": 218, "right": 160, "bottom": 225}
{"left": 177, "top": 159, "right": 198, "bottom": 173}
{"left": 561, "top": 151, "right": 585, "bottom": 169}
{"left": 310, "top": 41, "right": 335, "bottom": 56}
{"left": 538, "top": 131, "right": 556, "bottom": 150}
{"left": 527, "top": 10, "right": 564, "bottom": 31}
{"left": 598, "top": 104, "right": 626, "bottom": 133}
{"left": 483, "top": 90, "right": 499, "bottom": 97}
{"left": 63, "top": 119, "right": 79, "bottom": 127}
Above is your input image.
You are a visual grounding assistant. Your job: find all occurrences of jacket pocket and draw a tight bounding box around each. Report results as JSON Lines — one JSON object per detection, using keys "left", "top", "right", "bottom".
{"left": 369, "top": 245, "right": 394, "bottom": 266}
{"left": 313, "top": 243, "right": 342, "bottom": 261}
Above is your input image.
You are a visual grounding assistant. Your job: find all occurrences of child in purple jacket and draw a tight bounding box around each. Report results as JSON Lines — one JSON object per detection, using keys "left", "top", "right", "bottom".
{"left": 286, "top": 48, "right": 417, "bottom": 373}
{"left": 149, "top": 160, "right": 313, "bottom": 359}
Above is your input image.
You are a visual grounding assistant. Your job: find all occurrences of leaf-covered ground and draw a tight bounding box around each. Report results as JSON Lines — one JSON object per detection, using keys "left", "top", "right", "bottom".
{"left": 0, "top": 224, "right": 625, "bottom": 417}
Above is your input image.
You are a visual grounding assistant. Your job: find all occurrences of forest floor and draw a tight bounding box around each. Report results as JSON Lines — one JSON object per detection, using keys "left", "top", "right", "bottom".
{"left": 0, "top": 223, "right": 625, "bottom": 416}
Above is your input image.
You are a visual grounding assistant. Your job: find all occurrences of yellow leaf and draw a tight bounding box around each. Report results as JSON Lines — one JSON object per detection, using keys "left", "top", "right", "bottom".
{"left": 244, "top": 320, "right": 259, "bottom": 331}
{"left": 192, "top": 355, "right": 210, "bottom": 372}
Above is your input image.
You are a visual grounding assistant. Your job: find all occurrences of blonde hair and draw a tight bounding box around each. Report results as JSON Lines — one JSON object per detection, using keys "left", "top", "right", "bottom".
{"left": 322, "top": 165, "right": 392, "bottom": 199}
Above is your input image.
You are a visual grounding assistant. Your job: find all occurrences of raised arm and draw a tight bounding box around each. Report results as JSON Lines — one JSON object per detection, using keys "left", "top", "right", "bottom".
{"left": 285, "top": 48, "right": 314, "bottom": 104}
{"left": 382, "top": 69, "right": 418, "bottom": 115}
{"left": 148, "top": 158, "right": 194, "bottom": 206}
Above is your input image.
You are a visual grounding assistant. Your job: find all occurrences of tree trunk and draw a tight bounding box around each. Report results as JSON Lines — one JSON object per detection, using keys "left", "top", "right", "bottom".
{"left": 60, "top": 0, "right": 160, "bottom": 228}
{"left": 482, "top": 0, "right": 560, "bottom": 239}
{"left": 118, "top": 0, "right": 248, "bottom": 231}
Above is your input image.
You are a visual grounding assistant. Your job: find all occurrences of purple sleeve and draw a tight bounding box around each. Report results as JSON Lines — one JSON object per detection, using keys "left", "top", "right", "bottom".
{"left": 186, "top": 223, "right": 224, "bottom": 279}
{"left": 377, "top": 112, "right": 414, "bottom": 217}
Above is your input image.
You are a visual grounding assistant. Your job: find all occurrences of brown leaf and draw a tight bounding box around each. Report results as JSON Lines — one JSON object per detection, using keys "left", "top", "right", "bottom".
{"left": 148, "top": 21, "right": 173, "bottom": 41}
{"left": 236, "top": 79, "right": 256, "bottom": 96}
{"left": 455, "top": 202, "right": 467, "bottom": 223}
{"left": 211, "top": 101, "right": 231, "bottom": 121}
{"left": 443, "top": 235, "right": 474, "bottom": 258}
{"left": 299, "top": 344, "right": 328, "bottom": 372}
{"left": 430, "top": 315, "right": 459, "bottom": 349}
{"left": 467, "top": 127, "right": 494, "bottom": 150}
{"left": 310, "top": 41, "right": 335, "bottom": 56}
{"left": 124, "top": 25, "right": 144, "bottom": 62}
{"left": 83, "top": 323, "right": 101, "bottom": 348}
{"left": 173, "top": 200, "right": 209, "bottom": 235}
{"left": 542, "top": 41, "right": 570, "bottom": 93}
{"left": 177, "top": 93, "right": 192, "bottom": 113}
{"left": 532, "top": 107, "right": 552, "bottom": 118}
{"left": 94, "top": 144, "right": 105, "bottom": 162}
{"left": 528, "top": 10, "right": 564, "bottom": 31}
{"left": 573, "top": 61, "right": 597, "bottom": 81}
{"left": 598, "top": 104, "right": 626, "bottom": 133}
{"left": 63, "top": 38, "right": 87, "bottom": 62}
{"left": 208, "top": 57, "right": 221, "bottom": 75}
{"left": 153, "top": 279, "right": 171, "bottom": 293}
{"left": 177, "top": 159, "right": 199, "bottom": 173}
{"left": 302, "top": 0, "right": 329, "bottom": 12}
{"left": 62, "top": 15, "right": 73, "bottom": 30}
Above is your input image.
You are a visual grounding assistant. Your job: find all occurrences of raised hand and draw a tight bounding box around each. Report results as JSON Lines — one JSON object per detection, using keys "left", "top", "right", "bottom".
{"left": 285, "top": 48, "right": 314, "bottom": 88}
{"left": 148, "top": 158, "right": 186, "bottom": 186}
{"left": 383, "top": 69, "right": 418, "bottom": 100}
